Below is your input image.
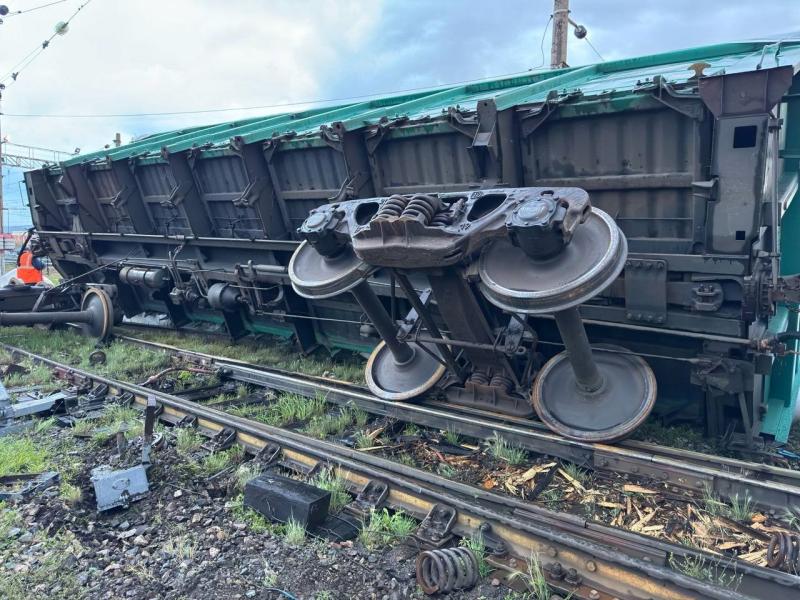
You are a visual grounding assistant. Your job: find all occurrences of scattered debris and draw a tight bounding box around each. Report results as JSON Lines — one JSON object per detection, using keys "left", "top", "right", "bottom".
{"left": 91, "top": 396, "right": 158, "bottom": 511}
{"left": 0, "top": 470, "right": 59, "bottom": 501}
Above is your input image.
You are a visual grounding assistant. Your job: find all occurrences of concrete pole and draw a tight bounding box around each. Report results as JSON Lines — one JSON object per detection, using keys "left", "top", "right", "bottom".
{"left": 550, "top": 0, "right": 570, "bottom": 69}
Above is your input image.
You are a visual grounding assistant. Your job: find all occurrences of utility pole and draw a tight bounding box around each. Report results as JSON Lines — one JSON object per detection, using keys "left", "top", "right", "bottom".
{"left": 0, "top": 89, "right": 4, "bottom": 242}
{"left": 550, "top": 0, "right": 570, "bottom": 69}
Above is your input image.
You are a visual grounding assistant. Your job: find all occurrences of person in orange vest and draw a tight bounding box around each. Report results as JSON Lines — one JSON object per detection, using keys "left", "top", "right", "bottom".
{"left": 16, "top": 251, "right": 43, "bottom": 284}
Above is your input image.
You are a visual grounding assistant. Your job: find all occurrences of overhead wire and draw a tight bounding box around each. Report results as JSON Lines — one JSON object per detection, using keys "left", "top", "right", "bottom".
{"left": 3, "top": 0, "right": 68, "bottom": 18}
{"left": 0, "top": 0, "right": 94, "bottom": 86}
{"left": 1, "top": 66, "right": 548, "bottom": 119}
{"left": 584, "top": 36, "right": 605, "bottom": 62}
{"left": 2, "top": 10, "right": 561, "bottom": 120}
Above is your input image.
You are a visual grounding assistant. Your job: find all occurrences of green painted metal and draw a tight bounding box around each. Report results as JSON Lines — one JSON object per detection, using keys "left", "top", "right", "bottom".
{"left": 62, "top": 36, "right": 800, "bottom": 169}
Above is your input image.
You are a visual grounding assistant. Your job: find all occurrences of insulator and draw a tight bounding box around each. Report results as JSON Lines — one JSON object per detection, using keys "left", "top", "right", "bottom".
{"left": 767, "top": 531, "right": 800, "bottom": 572}
{"left": 402, "top": 194, "right": 441, "bottom": 225}
{"left": 374, "top": 195, "right": 409, "bottom": 220}
{"left": 490, "top": 374, "right": 513, "bottom": 393}
{"left": 468, "top": 370, "right": 490, "bottom": 385}
{"left": 416, "top": 547, "right": 479, "bottom": 594}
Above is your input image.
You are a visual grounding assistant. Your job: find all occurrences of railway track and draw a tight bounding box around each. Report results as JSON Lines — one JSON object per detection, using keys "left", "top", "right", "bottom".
{"left": 112, "top": 333, "right": 800, "bottom": 513}
{"left": 4, "top": 341, "right": 800, "bottom": 600}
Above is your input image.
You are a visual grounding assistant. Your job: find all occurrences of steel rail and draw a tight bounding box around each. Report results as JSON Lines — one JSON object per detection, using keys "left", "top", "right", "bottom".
{"left": 4, "top": 341, "right": 799, "bottom": 600}
{"left": 114, "top": 333, "right": 800, "bottom": 512}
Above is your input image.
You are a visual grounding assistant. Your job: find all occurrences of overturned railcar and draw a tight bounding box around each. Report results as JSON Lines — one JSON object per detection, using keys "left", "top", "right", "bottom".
{"left": 24, "top": 38, "right": 800, "bottom": 443}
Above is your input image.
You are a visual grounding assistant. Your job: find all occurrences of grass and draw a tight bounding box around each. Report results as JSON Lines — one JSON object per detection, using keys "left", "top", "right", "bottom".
{"left": 230, "top": 495, "right": 279, "bottom": 534}
{"left": 358, "top": 508, "right": 416, "bottom": 549}
{"left": 283, "top": 518, "right": 306, "bottom": 546}
{"left": 0, "top": 501, "right": 20, "bottom": 546}
{"left": 4, "top": 361, "right": 59, "bottom": 392}
{"left": 0, "top": 436, "right": 50, "bottom": 473}
{"left": 443, "top": 427, "right": 461, "bottom": 446}
{"left": 175, "top": 427, "right": 203, "bottom": 453}
{"left": 162, "top": 534, "right": 198, "bottom": 561}
{"left": 188, "top": 445, "right": 244, "bottom": 477}
{"left": 436, "top": 462, "right": 456, "bottom": 478}
{"left": 233, "top": 462, "right": 263, "bottom": 492}
{"left": 700, "top": 486, "right": 753, "bottom": 522}
{"left": 668, "top": 554, "right": 742, "bottom": 589}
{"left": 60, "top": 481, "right": 82, "bottom": 505}
{"left": 460, "top": 533, "right": 493, "bottom": 577}
{"left": 268, "top": 393, "right": 327, "bottom": 427}
{"left": 561, "top": 462, "right": 589, "bottom": 486}
{"left": 0, "top": 531, "right": 84, "bottom": 600}
{"left": 0, "top": 327, "right": 171, "bottom": 383}
{"left": 116, "top": 326, "right": 366, "bottom": 383}
{"left": 488, "top": 433, "right": 527, "bottom": 466}
{"left": 402, "top": 423, "right": 421, "bottom": 437}
{"left": 509, "top": 553, "right": 550, "bottom": 599}
{"left": 311, "top": 469, "right": 350, "bottom": 512}
{"left": 304, "top": 405, "right": 361, "bottom": 439}
{"left": 354, "top": 430, "right": 374, "bottom": 449}
{"left": 539, "top": 487, "right": 563, "bottom": 510}
{"left": 396, "top": 453, "right": 416, "bottom": 467}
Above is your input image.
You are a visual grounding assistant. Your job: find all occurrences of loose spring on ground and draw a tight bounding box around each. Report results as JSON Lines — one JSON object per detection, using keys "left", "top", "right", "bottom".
{"left": 767, "top": 531, "right": 800, "bottom": 572}
{"left": 416, "top": 547, "right": 479, "bottom": 595}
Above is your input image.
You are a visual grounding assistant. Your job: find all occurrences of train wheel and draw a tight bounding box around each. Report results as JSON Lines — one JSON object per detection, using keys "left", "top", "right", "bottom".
{"left": 532, "top": 345, "right": 656, "bottom": 442}
{"left": 365, "top": 339, "right": 446, "bottom": 401}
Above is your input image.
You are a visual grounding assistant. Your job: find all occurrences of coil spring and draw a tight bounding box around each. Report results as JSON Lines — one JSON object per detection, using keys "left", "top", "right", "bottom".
{"left": 767, "top": 531, "right": 800, "bottom": 572}
{"left": 402, "top": 194, "right": 441, "bottom": 225}
{"left": 374, "top": 194, "right": 409, "bottom": 220}
{"left": 468, "top": 370, "right": 490, "bottom": 385}
{"left": 490, "top": 374, "right": 513, "bottom": 393}
{"left": 416, "top": 547, "right": 479, "bottom": 595}
{"left": 430, "top": 207, "right": 453, "bottom": 227}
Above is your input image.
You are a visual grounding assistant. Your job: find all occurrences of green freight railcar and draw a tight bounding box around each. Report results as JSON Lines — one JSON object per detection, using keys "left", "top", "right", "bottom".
{"left": 24, "top": 36, "right": 800, "bottom": 444}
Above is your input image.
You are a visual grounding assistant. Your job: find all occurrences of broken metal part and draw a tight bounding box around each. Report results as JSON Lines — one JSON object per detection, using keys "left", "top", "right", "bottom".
{"left": 88, "top": 350, "right": 106, "bottom": 365}
{"left": 91, "top": 463, "right": 149, "bottom": 511}
{"left": 0, "top": 383, "right": 75, "bottom": 436}
{"left": 244, "top": 473, "right": 330, "bottom": 527}
{"left": 0, "top": 471, "right": 59, "bottom": 501}
{"left": 416, "top": 547, "right": 479, "bottom": 595}
{"left": 414, "top": 503, "right": 457, "bottom": 549}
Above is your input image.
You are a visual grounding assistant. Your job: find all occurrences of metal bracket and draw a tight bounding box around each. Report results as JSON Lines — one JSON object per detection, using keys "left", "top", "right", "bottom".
{"left": 477, "top": 522, "right": 509, "bottom": 557}
{"left": 691, "top": 282, "right": 724, "bottom": 312}
{"left": 254, "top": 442, "right": 282, "bottom": 467}
{"left": 201, "top": 426, "right": 237, "bottom": 452}
{"left": 350, "top": 479, "right": 388, "bottom": 515}
{"left": 175, "top": 414, "right": 198, "bottom": 429}
{"left": 413, "top": 503, "right": 457, "bottom": 548}
{"left": 624, "top": 258, "right": 667, "bottom": 325}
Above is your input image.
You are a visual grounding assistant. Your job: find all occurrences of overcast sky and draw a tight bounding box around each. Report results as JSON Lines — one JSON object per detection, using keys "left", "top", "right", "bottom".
{"left": 0, "top": 0, "right": 799, "bottom": 229}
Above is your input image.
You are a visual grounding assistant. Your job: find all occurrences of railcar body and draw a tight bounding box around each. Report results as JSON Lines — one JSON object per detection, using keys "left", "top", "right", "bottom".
{"left": 24, "top": 37, "right": 800, "bottom": 443}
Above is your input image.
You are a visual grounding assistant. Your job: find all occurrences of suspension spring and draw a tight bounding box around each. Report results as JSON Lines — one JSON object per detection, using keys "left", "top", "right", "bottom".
{"left": 767, "top": 531, "right": 800, "bottom": 572}
{"left": 430, "top": 206, "right": 453, "bottom": 227}
{"left": 468, "top": 370, "right": 490, "bottom": 385}
{"left": 416, "top": 547, "right": 479, "bottom": 595}
{"left": 490, "top": 373, "right": 513, "bottom": 393}
{"left": 402, "top": 194, "right": 441, "bottom": 225}
{"left": 374, "top": 195, "right": 409, "bottom": 220}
